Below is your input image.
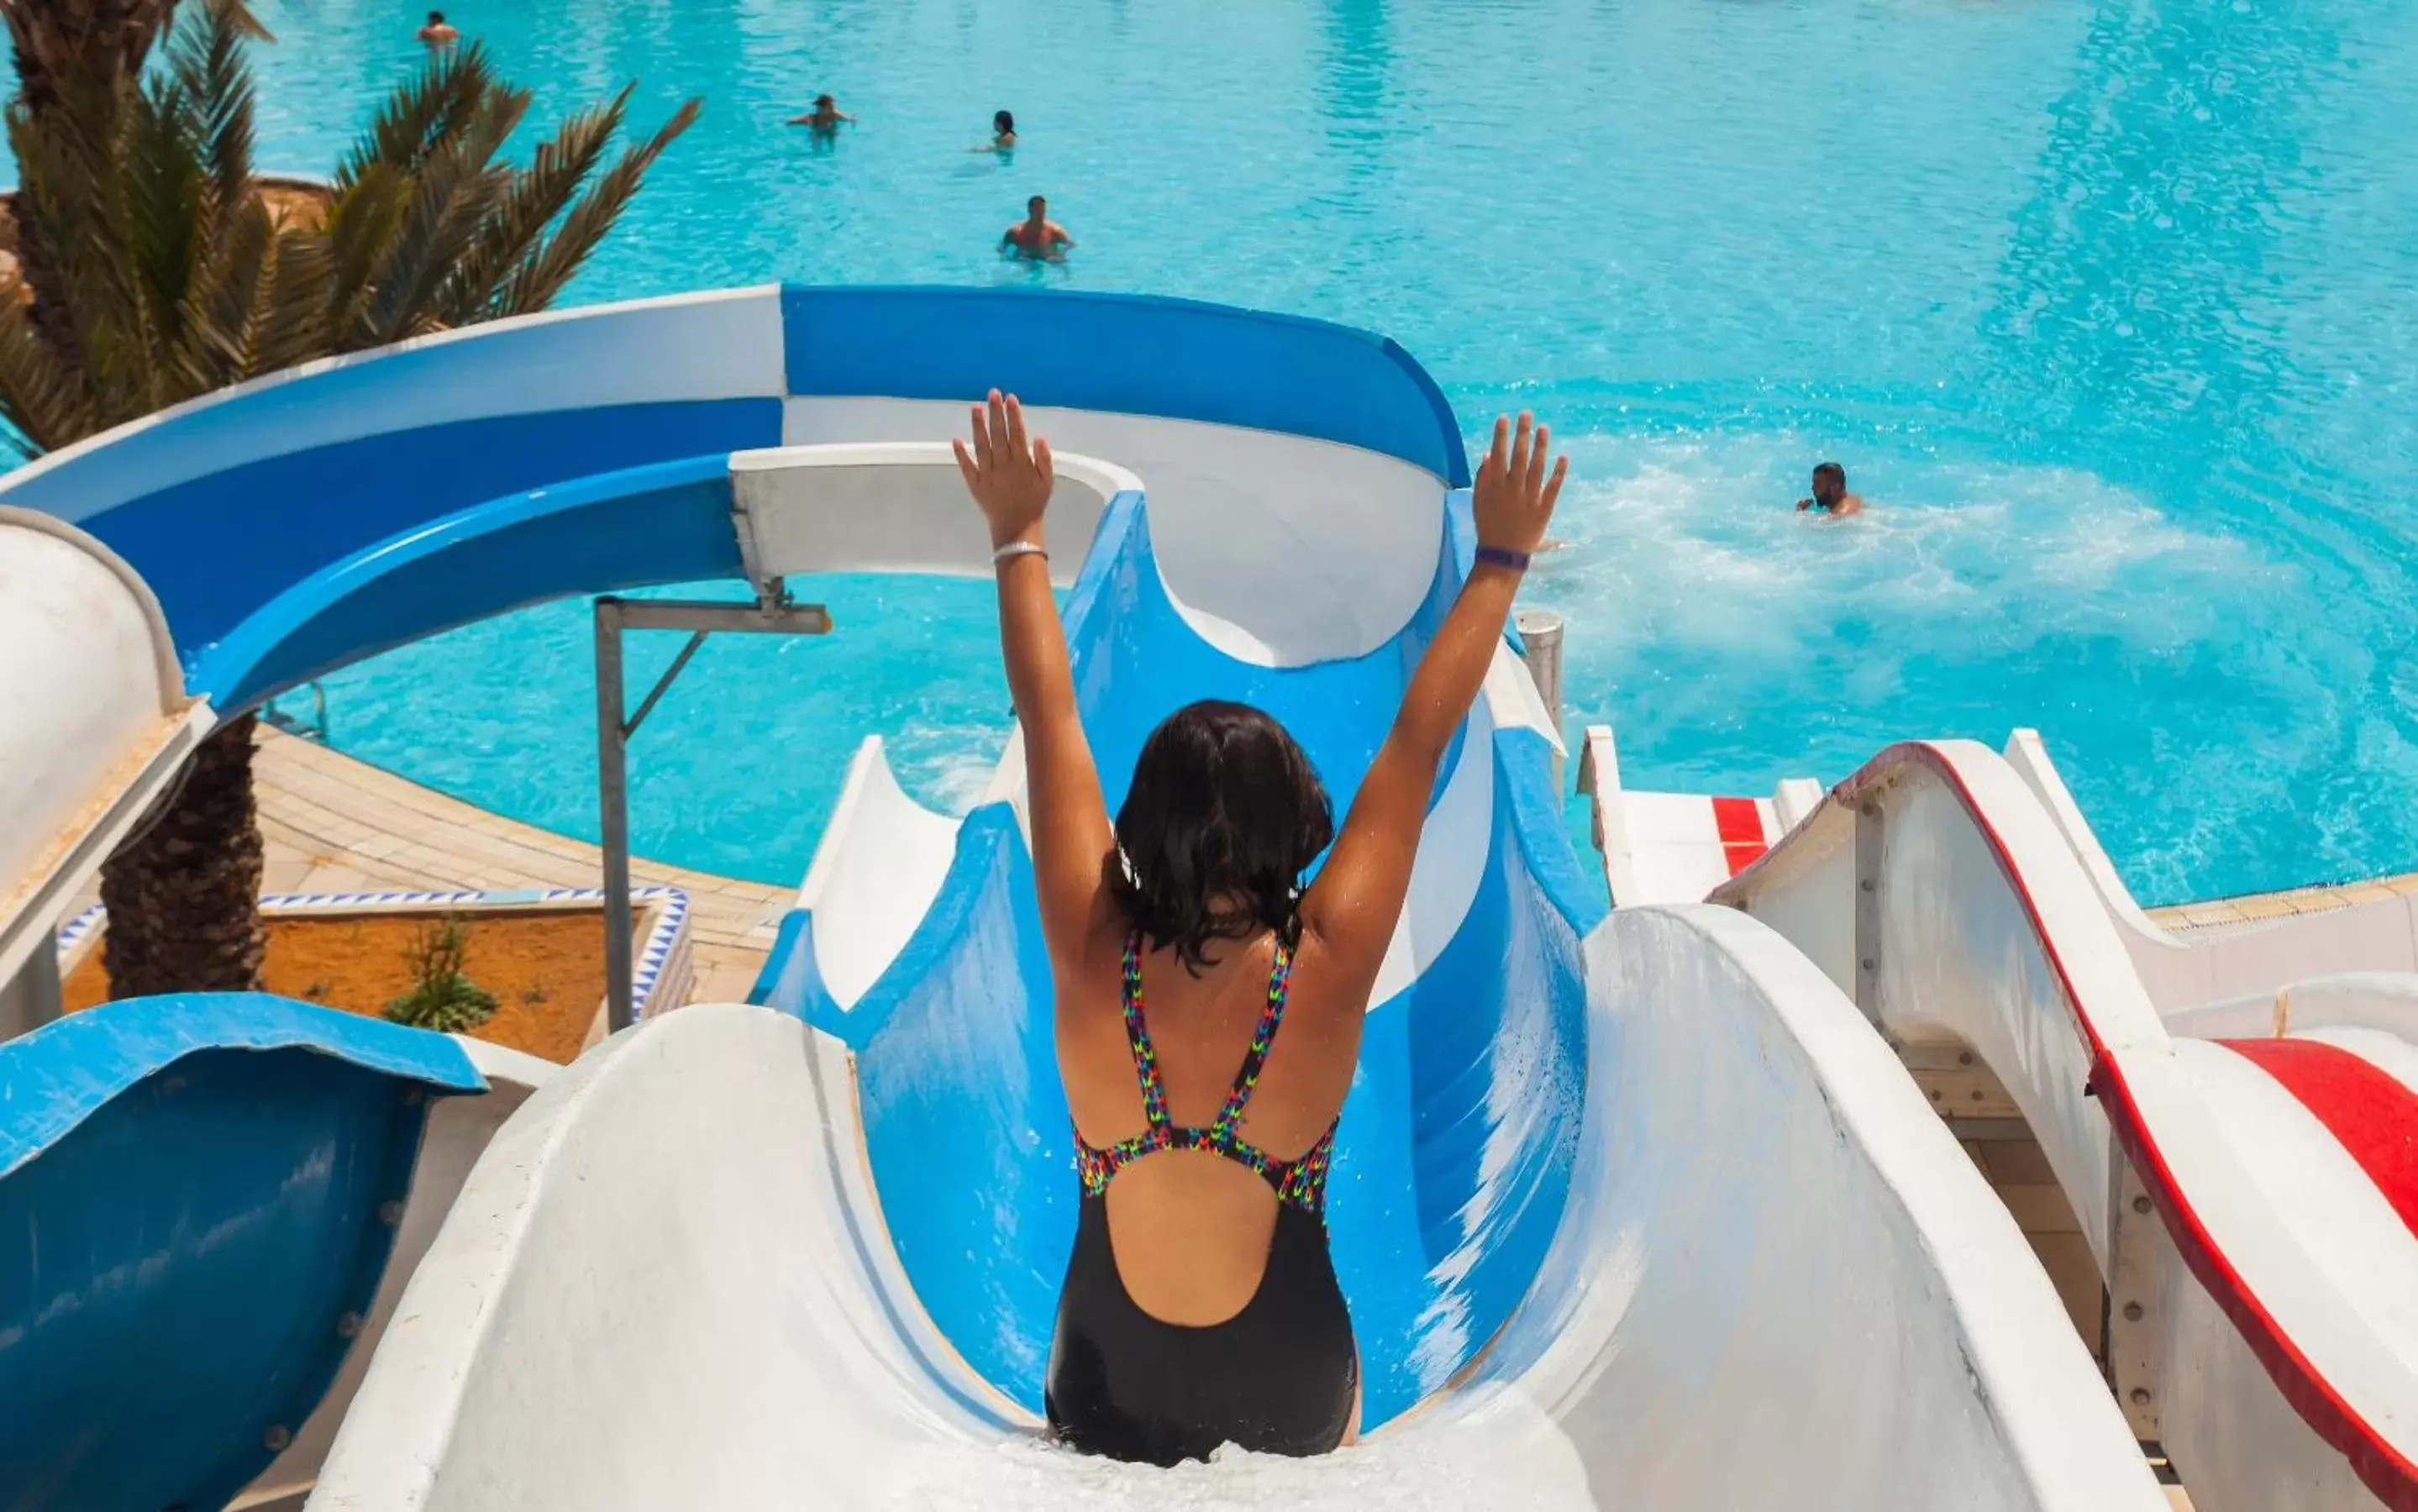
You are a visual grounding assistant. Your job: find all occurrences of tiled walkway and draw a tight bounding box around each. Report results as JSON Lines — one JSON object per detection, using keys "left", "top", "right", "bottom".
{"left": 2149, "top": 871, "right": 2418, "bottom": 932}
{"left": 253, "top": 729, "right": 788, "bottom": 1005}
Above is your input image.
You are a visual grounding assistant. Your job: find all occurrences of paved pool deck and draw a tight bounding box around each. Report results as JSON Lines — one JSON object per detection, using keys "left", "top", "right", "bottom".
{"left": 253, "top": 728, "right": 788, "bottom": 1005}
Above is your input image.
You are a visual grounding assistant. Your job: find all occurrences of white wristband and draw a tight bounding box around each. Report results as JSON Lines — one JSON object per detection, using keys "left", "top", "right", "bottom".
{"left": 992, "top": 540, "right": 1048, "bottom": 567}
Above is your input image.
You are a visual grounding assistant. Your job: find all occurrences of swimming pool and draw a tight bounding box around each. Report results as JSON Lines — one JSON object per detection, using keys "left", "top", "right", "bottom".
{"left": 238, "top": 0, "right": 2418, "bottom": 904}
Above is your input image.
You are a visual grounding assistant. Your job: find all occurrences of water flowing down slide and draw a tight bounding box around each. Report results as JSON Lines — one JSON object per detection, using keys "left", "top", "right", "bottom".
{"left": 0, "top": 289, "right": 2161, "bottom": 1508}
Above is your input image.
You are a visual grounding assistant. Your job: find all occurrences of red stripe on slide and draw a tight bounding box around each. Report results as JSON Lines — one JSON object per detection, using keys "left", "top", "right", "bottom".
{"left": 2221, "top": 1037, "right": 2418, "bottom": 1241}
{"left": 1712, "top": 797, "right": 1767, "bottom": 876}
{"left": 1711, "top": 796, "right": 1764, "bottom": 846}
{"left": 1754, "top": 742, "right": 2418, "bottom": 1509}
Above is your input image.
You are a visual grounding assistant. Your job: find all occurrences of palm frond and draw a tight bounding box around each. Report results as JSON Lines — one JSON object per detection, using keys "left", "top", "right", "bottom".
{"left": 165, "top": 0, "right": 260, "bottom": 235}
{"left": 9, "top": 81, "right": 154, "bottom": 412}
{"left": 0, "top": 288, "right": 100, "bottom": 453}
{"left": 250, "top": 222, "right": 334, "bottom": 375}
{"left": 317, "top": 160, "right": 420, "bottom": 348}
{"left": 4, "top": 6, "right": 689, "bottom": 451}
{"left": 179, "top": 193, "right": 274, "bottom": 389}
{"left": 125, "top": 76, "right": 213, "bottom": 381}
{"left": 354, "top": 81, "right": 523, "bottom": 346}
{"left": 432, "top": 86, "right": 623, "bottom": 326}
{"left": 334, "top": 41, "right": 501, "bottom": 192}
{"left": 493, "top": 95, "right": 699, "bottom": 318}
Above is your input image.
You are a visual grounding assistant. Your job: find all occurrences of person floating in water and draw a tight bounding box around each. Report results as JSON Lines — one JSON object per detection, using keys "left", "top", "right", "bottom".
{"left": 1796, "top": 460, "right": 1865, "bottom": 517}
{"left": 415, "top": 9, "right": 459, "bottom": 45}
{"left": 975, "top": 109, "right": 1017, "bottom": 151}
{"left": 954, "top": 391, "right": 1567, "bottom": 1466}
{"left": 789, "top": 94, "right": 854, "bottom": 134}
{"left": 1001, "top": 195, "right": 1074, "bottom": 260}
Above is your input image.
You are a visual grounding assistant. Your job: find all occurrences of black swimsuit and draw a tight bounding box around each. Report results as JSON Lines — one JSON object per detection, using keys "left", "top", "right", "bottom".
{"left": 1045, "top": 931, "right": 1358, "bottom": 1466}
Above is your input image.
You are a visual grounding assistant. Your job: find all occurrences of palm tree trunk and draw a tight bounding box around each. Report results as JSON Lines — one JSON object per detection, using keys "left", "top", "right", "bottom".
{"left": 97, "top": 711, "right": 267, "bottom": 997}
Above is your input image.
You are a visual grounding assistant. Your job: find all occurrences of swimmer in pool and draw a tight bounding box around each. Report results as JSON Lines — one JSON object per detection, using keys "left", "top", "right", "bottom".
{"left": 1796, "top": 461, "right": 1865, "bottom": 518}
{"left": 975, "top": 109, "right": 1017, "bottom": 151}
{"left": 416, "top": 9, "right": 459, "bottom": 45}
{"left": 789, "top": 94, "right": 854, "bottom": 134}
{"left": 1001, "top": 195, "right": 1075, "bottom": 260}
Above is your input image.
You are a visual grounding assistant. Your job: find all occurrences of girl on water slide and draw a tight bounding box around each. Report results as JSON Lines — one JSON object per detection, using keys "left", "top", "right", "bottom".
{"left": 954, "top": 391, "right": 1568, "bottom": 1465}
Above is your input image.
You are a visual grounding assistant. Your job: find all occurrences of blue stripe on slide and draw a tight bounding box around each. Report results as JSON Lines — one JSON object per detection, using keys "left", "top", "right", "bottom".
{"left": 196, "top": 455, "right": 743, "bottom": 711}
{"left": 79, "top": 397, "right": 779, "bottom": 668}
{"left": 780, "top": 286, "right": 1470, "bottom": 486}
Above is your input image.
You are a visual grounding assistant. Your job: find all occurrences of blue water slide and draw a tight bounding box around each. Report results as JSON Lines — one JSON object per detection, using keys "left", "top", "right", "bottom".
{"left": 0, "top": 283, "right": 1464, "bottom": 722}
{"left": 0, "top": 997, "right": 486, "bottom": 1510}
{"left": 0, "top": 284, "right": 1549, "bottom": 1484}
{"left": 758, "top": 475, "right": 1602, "bottom": 1421}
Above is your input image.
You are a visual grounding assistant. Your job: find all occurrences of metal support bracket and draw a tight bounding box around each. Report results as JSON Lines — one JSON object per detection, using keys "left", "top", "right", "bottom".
{"left": 1853, "top": 798, "right": 1884, "bottom": 1022}
{"left": 593, "top": 596, "right": 832, "bottom": 1035}
{"left": 2107, "top": 1149, "right": 2168, "bottom": 1439}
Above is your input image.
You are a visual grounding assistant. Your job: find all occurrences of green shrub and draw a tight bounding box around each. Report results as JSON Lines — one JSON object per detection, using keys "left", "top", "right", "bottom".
{"left": 384, "top": 918, "right": 498, "bottom": 1033}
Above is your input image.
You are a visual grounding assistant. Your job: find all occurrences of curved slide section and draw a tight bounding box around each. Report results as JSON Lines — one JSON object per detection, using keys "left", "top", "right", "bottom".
{"left": 0, "top": 283, "right": 1474, "bottom": 1509}
{"left": 1716, "top": 739, "right": 2418, "bottom": 1510}
{"left": 0, "top": 995, "right": 548, "bottom": 1512}
{"left": 312, "top": 922, "right": 2159, "bottom": 1509}
{"left": 745, "top": 444, "right": 1587, "bottom": 1419}
{"left": 0, "top": 283, "right": 1463, "bottom": 721}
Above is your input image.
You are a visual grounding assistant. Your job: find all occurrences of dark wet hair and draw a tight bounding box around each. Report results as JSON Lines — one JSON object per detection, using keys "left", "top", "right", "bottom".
{"left": 426, "top": 9, "right": 444, "bottom": 21}
{"left": 1028, "top": 193, "right": 1046, "bottom": 212}
{"left": 1813, "top": 460, "right": 1846, "bottom": 488}
{"left": 995, "top": 109, "right": 1015, "bottom": 134}
{"left": 1109, "top": 701, "right": 1333, "bottom": 975}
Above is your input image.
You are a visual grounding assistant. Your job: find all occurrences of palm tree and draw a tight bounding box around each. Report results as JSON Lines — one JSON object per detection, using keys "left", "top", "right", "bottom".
{"left": 0, "top": 0, "right": 698, "bottom": 998}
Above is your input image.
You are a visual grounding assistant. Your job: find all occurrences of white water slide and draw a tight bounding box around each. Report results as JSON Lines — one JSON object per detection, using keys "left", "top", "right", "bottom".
{"left": 1712, "top": 737, "right": 2418, "bottom": 1511}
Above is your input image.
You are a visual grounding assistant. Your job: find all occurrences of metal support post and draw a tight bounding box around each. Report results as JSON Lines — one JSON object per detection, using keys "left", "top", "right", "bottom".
{"left": 1853, "top": 798, "right": 1884, "bottom": 1023}
{"left": 1516, "top": 608, "right": 1565, "bottom": 790}
{"left": 595, "top": 601, "right": 634, "bottom": 1036}
{"left": 594, "top": 595, "right": 831, "bottom": 1035}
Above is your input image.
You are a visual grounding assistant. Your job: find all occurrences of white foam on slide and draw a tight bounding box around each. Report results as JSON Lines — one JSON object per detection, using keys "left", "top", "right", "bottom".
{"left": 870, "top": 1409, "right": 1591, "bottom": 1511}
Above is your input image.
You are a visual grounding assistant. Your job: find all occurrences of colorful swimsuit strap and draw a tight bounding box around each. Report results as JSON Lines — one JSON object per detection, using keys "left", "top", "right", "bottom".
{"left": 1211, "top": 932, "right": 1294, "bottom": 1137}
{"left": 1117, "top": 930, "right": 1170, "bottom": 1130}
{"left": 1082, "top": 928, "right": 1333, "bottom": 1211}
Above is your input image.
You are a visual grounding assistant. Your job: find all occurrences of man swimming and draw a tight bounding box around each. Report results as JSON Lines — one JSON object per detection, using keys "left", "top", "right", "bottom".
{"left": 1001, "top": 195, "right": 1075, "bottom": 260}
{"left": 1796, "top": 461, "right": 1865, "bottom": 517}
{"left": 789, "top": 94, "right": 854, "bottom": 134}
{"left": 416, "top": 9, "right": 459, "bottom": 45}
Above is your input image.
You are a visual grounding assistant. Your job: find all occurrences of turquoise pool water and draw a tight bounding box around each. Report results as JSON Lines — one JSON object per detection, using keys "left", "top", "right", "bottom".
{"left": 239, "top": 0, "right": 2418, "bottom": 903}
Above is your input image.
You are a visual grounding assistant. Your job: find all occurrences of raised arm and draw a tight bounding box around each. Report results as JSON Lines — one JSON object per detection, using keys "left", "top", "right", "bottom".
{"left": 954, "top": 391, "right": 1115, "bottom": 967}
{"left": 1300, "top": 412, "right": 1567, "bottom": 974}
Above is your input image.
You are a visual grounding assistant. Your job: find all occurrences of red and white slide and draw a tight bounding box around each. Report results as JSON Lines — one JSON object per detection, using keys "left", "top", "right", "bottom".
{"left": 1685, "top": 735, "right": 2418, "bottom": 1512}
{"left": 1574, "top": 723, "right": 1822, "bottom": 905}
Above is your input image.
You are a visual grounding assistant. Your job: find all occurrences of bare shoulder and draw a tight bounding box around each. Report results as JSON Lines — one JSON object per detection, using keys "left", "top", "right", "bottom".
{"left": 1280, "top": 927, "right": 1377, "bottom": 1046}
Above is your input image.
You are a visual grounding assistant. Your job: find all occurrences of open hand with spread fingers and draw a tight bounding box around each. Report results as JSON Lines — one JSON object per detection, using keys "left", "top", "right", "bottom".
{"left": 1471, "top": 412, "right": 1569, "bottom": 561}
{"left": 953, "top": 389, "right": 1055, "bottom": 550}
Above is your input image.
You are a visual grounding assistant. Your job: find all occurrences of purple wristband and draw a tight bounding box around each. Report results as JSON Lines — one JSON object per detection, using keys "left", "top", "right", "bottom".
{"left": 1474, "top": 545, "right": 1532, "bottom": 573}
